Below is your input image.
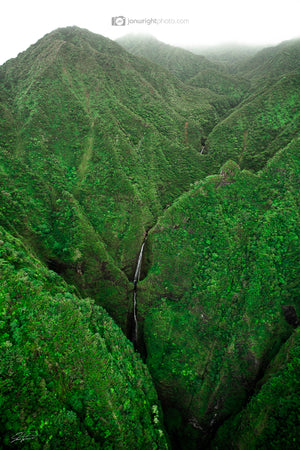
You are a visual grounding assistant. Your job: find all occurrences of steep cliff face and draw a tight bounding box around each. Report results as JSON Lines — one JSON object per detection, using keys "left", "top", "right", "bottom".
{"left": 213, "top": 329, "right": 300, "bottom": 449}
{"left": 139, "top": 138, "right": 300, "bottom": 447}
{"left": 0, "top": 27, "right": 300, "bottom": 449}
{"left": 117, "top": 34, "right": 219, "bottom": 82}
{"left": 0, "top": 26, "right": 215, "bottom": 327}
{"left": 0, "top": 226, "right": 168, "bottom": 449}
{"left": 205, "top": 72, "right": 300, "bottom": 172}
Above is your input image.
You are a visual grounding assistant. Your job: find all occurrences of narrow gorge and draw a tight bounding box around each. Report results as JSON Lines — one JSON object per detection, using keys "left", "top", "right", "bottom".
{"left": 129, "top": 236, "right": 147, "bottom": 349}
{"left": 0, "top": 26, "right": 299, "bottom": 450}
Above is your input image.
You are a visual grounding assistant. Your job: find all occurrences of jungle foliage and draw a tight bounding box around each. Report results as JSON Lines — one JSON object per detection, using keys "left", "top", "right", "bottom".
{"left": 140, "top": 138, "right": 300, "bottom": 448}
{"left": 0, "top": 26, "right": 299, "bottom": 449}
{"left": 0, "top": 227, "right": 168, "bottom": 448}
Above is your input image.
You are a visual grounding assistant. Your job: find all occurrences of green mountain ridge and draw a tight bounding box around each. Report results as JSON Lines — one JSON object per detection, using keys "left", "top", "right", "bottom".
{"left": 0, "top": 226, "right": 168, "bottom": 448}
{"left": 0, "top": 26, "right": 299, "bottom": 449}
{"left": 116, "top": 34, "right": 219, "bottom": 82}
{"left": 140, "top": 137, "right": 300, "bottom": 448}
{"left": 183, "top": 43, "right": 261, "bottom": 70}
{"left": 205, "top": 70, "right": 300, "bottom": 171}
{"left": 238, "top": 38, "right": 300, "bottom": 83}
{"left": 0, "top": 26, "right": 218, "bottom": 327}
{"left": 117, "top": 34, "right": 251, "bottom": 112}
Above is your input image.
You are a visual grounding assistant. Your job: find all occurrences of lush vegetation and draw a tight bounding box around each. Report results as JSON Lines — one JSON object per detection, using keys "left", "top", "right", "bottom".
{"left": 117, "top": 34, "right": 218, "bottom": 82}
{"left": 0, "top": 226, "right": 168, "bottom": 448}
{"left": 205, "top": 71, "right": 300, "bottom": 172}
{"left": 213, "top": 329, "right": 300, "bottom": 449}
{"left": 0, "top": 26, "right": 219, "bottom": 328}
{"left": 140, "top": 137, "right": 300, "bottom": 448}
{"left": 0, "top": 26, "right": 299, "bottom": 449}
{"left": 238, "top": 38, "right": 300, "bottom": 84}
{"left": 187, "top": 69, "right": 250, "bottom": 108}
{"left": 118, "top": 35, "right": 252, "bottom": 118}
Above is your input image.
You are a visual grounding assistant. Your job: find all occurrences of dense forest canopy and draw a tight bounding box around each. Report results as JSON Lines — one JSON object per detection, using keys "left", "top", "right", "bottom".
{"left": 0, "top": 27, "right": 299, "bottom": 449}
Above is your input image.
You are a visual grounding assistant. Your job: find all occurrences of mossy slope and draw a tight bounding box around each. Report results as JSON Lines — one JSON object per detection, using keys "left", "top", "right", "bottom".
{"left": 213, "top": 329, "right": 300, "bottom": 449}
{"left": 139, "top": 137, "right": 300, "bottom": 448}
{"left": 1, "top": 28, "right": 300, "bottom": 449}
{"left": 206, "top": 71, "right": 300, "bottom": 172}
{"left": 117, "top": 34, "right": 218, "bottom": 82}
{"left": 0, "top": 26, "right": 221, "bottom": 326}
{"left": 0, "top": 226, "right": 168, "bottom": 449}
{"left": 238, "top": 38, "right": 300, "bottom": 84}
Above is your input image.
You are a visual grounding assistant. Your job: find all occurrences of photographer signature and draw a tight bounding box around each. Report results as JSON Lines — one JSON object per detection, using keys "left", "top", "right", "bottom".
{"left": 10, "top": 431, "right": 38, "bottom": 444}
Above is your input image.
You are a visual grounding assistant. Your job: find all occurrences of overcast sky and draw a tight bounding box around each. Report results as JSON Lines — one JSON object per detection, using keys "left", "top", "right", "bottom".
{"left": 1, "top": 0, "right": 300, "bottom": 65}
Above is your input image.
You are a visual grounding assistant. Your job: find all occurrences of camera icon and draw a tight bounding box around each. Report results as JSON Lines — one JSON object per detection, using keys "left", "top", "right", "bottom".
{"left": 112, "top": 16, "right": 126, "bottom": 26}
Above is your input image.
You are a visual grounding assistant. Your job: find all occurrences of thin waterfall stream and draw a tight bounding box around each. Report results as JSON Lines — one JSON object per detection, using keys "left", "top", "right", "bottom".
{"left": 131, "top": 236, "right": 147, "bottom": 349}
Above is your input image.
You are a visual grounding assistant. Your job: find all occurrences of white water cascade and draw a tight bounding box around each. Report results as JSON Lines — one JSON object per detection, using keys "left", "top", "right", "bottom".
{"left": 131, "top": 240, "right": 146, "bottom": 348}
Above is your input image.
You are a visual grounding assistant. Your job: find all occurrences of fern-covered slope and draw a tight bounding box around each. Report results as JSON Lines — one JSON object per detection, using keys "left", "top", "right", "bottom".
{"left": 0, "top": 226, "right": 168, "bottom": 449}
{"left": 213, "top": 329, "right": 300, "bottom": 449}
{"left": 0, "top": 26, "right": 224, "bottom": 326}
{"left": 238, "top": 38, "right": 300, "bottom": 84}
{"left": 116, "top": 34, "right": 218, "bottom": 82}
{"left": 205, "top": 71, "right": 300, "bottom": 172}
{"left": 1, "top": 28, "right": 300, "bottom": 450}
{"left": 139, "top": 137, "right": 300, "bottom": 448}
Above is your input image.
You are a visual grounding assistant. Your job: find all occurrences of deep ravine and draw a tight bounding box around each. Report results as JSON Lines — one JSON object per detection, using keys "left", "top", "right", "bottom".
{"left": 131, "top": 236, "right": 147, "bottom": 349}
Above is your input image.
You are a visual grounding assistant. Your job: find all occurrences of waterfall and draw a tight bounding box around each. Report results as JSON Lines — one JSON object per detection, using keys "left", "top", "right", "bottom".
{"left": 132, "top": 290, "right": 138, "bottom": 347}
{"left": 131, "top": 238, "right": 146, "bottom": 348}
{"left": 133, "top": 241, "right": 145, "bottom": 287}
